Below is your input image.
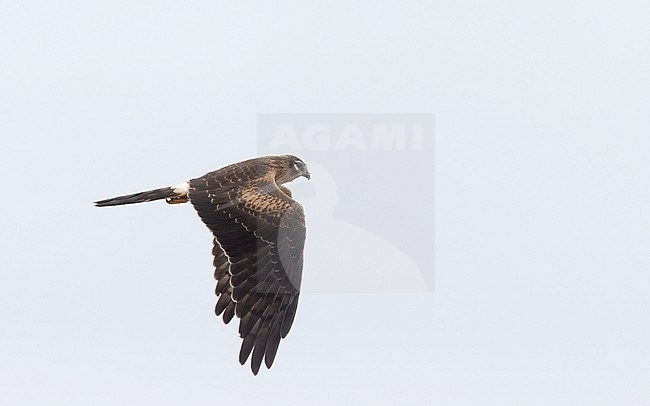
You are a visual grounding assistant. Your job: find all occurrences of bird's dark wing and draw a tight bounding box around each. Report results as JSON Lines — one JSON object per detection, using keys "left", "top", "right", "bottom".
{"left": 212, "top": 240, "right": 236, "bottom": 325}
{"left": 189, "top": 170, "right": 305, "bottom": 375}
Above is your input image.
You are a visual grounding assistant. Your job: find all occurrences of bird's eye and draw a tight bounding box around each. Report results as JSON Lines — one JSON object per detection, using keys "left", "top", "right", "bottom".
{"left": 293, "top": 162, "right": 300, "bottom": 171}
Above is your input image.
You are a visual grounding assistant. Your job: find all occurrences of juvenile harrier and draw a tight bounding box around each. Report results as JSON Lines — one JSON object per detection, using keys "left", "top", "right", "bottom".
{"left": 95, "top": 155, "right": 310, "bottom": 375}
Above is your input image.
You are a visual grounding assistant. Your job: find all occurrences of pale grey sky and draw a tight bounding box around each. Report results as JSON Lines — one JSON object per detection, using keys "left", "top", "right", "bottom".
{"left": 1, "top": 1, "right": 649, "bottom": 405}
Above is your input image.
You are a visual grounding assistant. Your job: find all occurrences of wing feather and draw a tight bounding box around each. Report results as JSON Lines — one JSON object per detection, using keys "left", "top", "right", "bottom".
{"left": 189, "top": 163, "right": 305, "bottom": 374}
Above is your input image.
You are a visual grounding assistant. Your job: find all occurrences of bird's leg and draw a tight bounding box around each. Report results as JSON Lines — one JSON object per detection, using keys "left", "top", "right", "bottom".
{"left": 166, "top": 196, "right": 189, "bottom": 204}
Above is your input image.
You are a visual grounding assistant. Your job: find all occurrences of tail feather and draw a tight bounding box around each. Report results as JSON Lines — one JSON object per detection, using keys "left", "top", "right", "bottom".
{"left": 95, "top": 186, "right": 180, "bottom": 207}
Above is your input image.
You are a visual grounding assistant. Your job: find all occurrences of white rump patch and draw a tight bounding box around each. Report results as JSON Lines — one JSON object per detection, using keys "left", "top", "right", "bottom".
{"left": 172, "top": 182, "right": 190, "bottom": 195}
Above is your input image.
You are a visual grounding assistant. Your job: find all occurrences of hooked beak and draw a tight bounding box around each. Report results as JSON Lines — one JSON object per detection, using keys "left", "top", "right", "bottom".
{"left": 302, "top": 168, "right": 311, "bottom": 180}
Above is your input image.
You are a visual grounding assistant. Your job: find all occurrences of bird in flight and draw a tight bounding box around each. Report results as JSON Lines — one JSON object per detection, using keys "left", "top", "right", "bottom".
{"left": 95, "top": 155, "right": 310, "bottom": 375}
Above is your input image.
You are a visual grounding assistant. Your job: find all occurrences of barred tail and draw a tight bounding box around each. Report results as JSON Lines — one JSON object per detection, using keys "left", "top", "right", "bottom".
{"left": 95, "top": 184, "right": 188, "bottom": 207}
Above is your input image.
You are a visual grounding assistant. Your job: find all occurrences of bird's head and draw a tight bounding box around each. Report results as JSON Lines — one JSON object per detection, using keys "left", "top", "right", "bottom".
{"left": 274, "top": 155, "right": 311, "bottom": 184}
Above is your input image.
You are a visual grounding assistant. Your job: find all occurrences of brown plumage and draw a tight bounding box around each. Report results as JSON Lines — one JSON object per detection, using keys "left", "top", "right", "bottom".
{"left": 95, "top": 155, "right": 310, "bottom": 375}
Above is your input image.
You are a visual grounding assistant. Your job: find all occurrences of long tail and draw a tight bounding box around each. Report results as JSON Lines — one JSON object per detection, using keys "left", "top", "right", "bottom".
{"left": 95, "top": 183, "right": 189, "bottom": 207}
